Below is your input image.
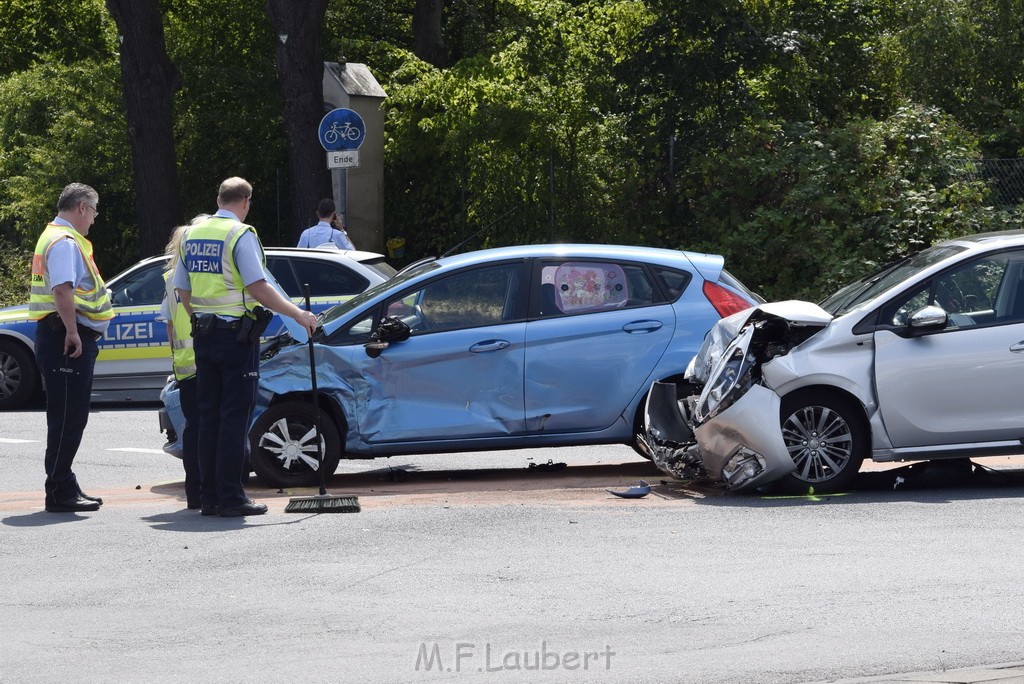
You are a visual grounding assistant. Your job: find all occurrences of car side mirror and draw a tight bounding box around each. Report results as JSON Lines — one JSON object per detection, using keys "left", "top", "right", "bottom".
{"left": 363, "top": 316, "right": 411, "bottom": 358}
{"left": 908, "top": 305, "right": 947, "bottom": 332}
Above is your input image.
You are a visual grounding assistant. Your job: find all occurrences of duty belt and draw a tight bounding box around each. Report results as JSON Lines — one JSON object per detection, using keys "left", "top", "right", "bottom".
{"left": 194, "top": 315, "right": 242, "bottom": 331}
{"left": 42, "top": 313, "right": 103, "bottom": 341}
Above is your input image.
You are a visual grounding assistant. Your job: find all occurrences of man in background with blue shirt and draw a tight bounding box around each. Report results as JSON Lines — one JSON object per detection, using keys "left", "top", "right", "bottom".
{"left": 296, "top": 198, "right": 355, "bottom": 250}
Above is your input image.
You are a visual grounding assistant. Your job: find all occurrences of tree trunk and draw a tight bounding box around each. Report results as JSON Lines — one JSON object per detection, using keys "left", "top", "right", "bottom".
{"left": 266, "top": 0, "right": 332, "bottom": 243}
{"left": 105, "top": 0, "right": 183, "bottom": 259}
{"left": 413, "top": 0, "right": 448, "bottom": 68}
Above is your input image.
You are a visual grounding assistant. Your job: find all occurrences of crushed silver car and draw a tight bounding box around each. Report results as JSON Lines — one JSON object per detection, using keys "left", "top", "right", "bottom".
{"left": 642, "top": 230, "right": 1024, "bottom": 493}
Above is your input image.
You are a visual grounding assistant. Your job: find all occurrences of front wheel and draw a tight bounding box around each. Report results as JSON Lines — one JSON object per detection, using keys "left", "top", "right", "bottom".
{"left": 250, "top": 400, "right": 342, "bottom": 487}
{"left": 0, "top": 340, "right": 39, "bottom": 410}
{"left": 775, "top": 391, "right": 867, "bottom": 494}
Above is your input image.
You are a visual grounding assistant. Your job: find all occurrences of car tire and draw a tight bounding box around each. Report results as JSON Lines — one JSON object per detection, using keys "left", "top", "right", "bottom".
{"left": 249, "top": 400, "right": 342, "bottom": 488}
{"left": 776, "top": 390, "right": 867, "bottom": 494}
{"left": 0, "top": 340, "right": 39, "bottom": 411}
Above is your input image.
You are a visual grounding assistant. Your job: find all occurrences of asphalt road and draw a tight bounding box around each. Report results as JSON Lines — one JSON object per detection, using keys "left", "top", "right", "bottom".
{"left": 2, "top": 405, "right": 1024, "bottom": 683}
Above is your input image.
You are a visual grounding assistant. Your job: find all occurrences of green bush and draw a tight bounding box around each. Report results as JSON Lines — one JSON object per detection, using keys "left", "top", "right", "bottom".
{"left": 680, "top": 104, "right": 1020, "bottom": 301}
{"left": 0, "top": 239, "right": 31, "bottom": 308}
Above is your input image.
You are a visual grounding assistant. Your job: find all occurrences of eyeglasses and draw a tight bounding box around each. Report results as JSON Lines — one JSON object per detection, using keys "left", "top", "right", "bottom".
{"left": 85, "top": 203, "right": 99, "bottom": 217}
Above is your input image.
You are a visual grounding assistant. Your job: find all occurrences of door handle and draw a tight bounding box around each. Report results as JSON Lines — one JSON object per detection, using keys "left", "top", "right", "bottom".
{"left": 469, "top": 339, "right": 510, "bottom": 353}
{"left": 1010, "top": 341, "right": 1024, "bottom": 353}
{"left": 622, "top": 320, "right": 664, "bottom": 334}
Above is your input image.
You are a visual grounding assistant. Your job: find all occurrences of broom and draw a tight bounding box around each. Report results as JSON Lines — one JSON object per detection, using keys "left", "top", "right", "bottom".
{"left": 285, "top": 284, "right": 360, "bottom": 514}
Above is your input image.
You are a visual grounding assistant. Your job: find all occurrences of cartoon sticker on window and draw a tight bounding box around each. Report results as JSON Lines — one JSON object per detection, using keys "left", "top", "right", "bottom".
{"left": 552, "top": 263, "right": 628, "bottom": 313}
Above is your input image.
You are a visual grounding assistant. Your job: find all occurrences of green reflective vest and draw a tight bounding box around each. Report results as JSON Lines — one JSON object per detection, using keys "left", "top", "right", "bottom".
{"left": 180, "top": 217, "right": 263, "bottom": 318}
{"left": 29, "top": 224, "right": 113, "bottom": 322}
{"left": 163, "top": 271, "right": 196, "bottom": 381}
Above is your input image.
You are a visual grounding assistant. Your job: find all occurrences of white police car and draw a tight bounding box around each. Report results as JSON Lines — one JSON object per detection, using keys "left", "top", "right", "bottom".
{"left": 0, "top": 247, "right": 395, "bottom": 410}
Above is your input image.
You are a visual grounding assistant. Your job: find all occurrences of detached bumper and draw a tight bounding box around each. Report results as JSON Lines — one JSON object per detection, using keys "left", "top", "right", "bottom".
{"left": 694, "top": 384, "right": 795, "bottom": 491}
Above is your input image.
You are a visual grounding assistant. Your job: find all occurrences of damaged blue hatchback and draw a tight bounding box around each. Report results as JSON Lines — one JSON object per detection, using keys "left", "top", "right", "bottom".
{"left": 160, "top": 244, "right": 760, "bottom": 487}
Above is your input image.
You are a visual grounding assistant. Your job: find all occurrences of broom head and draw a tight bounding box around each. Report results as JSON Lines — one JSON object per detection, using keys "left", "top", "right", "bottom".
{"left": 285, "top": 494, "right": 360, "bottom": 514}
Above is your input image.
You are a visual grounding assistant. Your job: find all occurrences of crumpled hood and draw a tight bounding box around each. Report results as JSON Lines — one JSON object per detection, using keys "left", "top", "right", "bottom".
{"left": 686, "top": 300, "right": 832, "bottom": 384}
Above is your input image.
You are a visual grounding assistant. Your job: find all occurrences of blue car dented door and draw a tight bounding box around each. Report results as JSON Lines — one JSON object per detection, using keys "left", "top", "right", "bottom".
{"left": 362, "top": 261, "right": 528, "bottom": 443}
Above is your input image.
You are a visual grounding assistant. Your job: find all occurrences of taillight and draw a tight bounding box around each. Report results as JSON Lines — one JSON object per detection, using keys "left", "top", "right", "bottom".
{"left": 703, "top": 280, "right": 752, "bottom": 317}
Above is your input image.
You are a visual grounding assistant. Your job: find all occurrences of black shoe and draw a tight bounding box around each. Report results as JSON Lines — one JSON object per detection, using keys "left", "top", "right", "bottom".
{"left": 219, "top": 501, "right": 268, "bottom": 517}
{"left": 187, "top": 499, "right": 202, "bottom": 510}
{"left": 77, "top": 490, "right": 103, "bottom": 505}
{"left": 200, "top": 505, "right": 219, "bottom": 516}
{"left": 46, "top": 496, "right": 101, "bottom": 513}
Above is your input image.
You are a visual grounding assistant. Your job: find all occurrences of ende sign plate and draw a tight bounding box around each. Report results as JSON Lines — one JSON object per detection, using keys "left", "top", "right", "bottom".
{"left": 327, "top": 150, "right": 360, "bottom": 168}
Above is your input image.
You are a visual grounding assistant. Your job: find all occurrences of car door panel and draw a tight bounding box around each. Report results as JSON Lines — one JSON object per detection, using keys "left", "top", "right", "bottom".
{"left": 358, "top": 323, "right": 527, "bottom": 443}
{"left": 524, "top": 305, "right": 674, "bottom": 433}
{"left": 873, "top": 324, "right": 1024, "bottom": 445}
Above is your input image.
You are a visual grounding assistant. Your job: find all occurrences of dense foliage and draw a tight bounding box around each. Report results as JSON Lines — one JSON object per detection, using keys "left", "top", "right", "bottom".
{"left": 1, "top": 0, "right": 1023, "bottom": 306}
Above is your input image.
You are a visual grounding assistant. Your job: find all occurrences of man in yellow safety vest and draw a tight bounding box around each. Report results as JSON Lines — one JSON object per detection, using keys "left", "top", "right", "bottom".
{"left": 29, "top": 183, "right": 113, "bottom": 513}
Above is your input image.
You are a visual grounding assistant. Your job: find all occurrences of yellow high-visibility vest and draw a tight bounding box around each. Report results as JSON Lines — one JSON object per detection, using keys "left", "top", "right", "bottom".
{"left": 29, "top": 223, "right": 113, "bottom": 322}
{"left": 163, "top": 271, "right": 196, "bottom": 380}
{"left": 180, "top": 216, "right": 263, "bottom": 318}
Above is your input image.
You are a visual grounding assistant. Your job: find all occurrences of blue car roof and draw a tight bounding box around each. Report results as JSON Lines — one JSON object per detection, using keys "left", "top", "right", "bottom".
{"left": 433, "top": 244, "right": 725, "bottom": 282}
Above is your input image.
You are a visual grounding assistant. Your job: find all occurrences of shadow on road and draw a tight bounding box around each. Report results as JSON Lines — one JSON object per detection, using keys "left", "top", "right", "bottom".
{"left": 142, "top": 457, "right": 1024, "bottom": 509}
{"left": 2, "top": 511, "right": 93, "bottom": 527}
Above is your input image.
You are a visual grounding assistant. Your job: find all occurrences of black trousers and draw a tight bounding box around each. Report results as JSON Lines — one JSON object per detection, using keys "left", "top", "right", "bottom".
{"left": 35, "top": 318, "right": 100, "bottom": 502}
{"left": 178, "top": 375, "right": 201, "bottom": 504}
{"left": 194, "top": 327, "right": 259, "bottom": 509}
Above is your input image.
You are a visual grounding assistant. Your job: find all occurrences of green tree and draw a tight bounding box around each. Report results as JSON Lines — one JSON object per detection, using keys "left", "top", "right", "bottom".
{"left": 0, "top": 0, "right": 109, "bottom": 75}
{"left": 162, "top": 0, "right": 290, "bottom": 242}
{"left": 0, "top": 60, "right": 136, "bottom": 276}
{"left": 687, "top": 105, "right": 1009, "bottom": 301}
{"left": 384, "top": 0, "right": 653, "bottom": 259}
{"left": 107, "top": 0, "right": 185, "bottom": 258}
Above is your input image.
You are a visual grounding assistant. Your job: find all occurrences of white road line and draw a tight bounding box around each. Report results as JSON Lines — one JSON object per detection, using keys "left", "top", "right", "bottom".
{"left": 105, "top": 448, "right": 168, "bottom": 454}
{"left": 0, "top": 438, "right": 39, "bottom": 444}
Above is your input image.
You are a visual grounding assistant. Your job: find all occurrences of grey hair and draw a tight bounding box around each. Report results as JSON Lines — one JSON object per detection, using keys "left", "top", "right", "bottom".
{"left": 57, "top": 183, "right": 98, "bottom": 212}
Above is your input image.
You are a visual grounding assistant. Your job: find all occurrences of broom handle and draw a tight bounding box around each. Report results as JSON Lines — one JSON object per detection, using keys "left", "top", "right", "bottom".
{"left": 303, "top": 284, "right": 327, "bottom": 496}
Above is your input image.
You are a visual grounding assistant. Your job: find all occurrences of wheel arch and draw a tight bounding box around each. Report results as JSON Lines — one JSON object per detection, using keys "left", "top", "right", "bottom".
{"left": 774, "top": 385, "right": 872, "bottom": 494}
{"left": 0, "top": 332, "right": 42, "bottom": 409}
{"left": 0, "top": 331, "right": 39, "bottom": 367}
{"left": 264, "top": 389, "right": 348, "bottom": 440}
{"left": 778, "top": 384, "right": 871, "bottom": 439}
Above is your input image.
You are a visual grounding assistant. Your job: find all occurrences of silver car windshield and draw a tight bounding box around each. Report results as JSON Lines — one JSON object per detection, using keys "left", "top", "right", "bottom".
{"left": 821, "top": 245, "right": 967, "bottom": 316}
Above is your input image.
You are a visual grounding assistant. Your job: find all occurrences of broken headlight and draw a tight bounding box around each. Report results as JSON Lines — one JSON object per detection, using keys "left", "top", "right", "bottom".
{"left": 695, "top": 326, "right": 756, "bottom": 422}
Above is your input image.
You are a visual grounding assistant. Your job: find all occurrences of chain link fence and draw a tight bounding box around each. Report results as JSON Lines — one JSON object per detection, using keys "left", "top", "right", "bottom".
{"left": 961, "top": 158, "right": 1024, "bottom": 208}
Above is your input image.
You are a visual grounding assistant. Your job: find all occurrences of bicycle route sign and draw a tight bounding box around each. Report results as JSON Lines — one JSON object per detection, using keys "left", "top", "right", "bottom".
{"left": 319, "top": 107, "right": 365, "bottom": 168}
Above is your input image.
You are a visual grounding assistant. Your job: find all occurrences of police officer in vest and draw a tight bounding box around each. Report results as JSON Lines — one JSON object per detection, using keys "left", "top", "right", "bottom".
{"left": 173, "top": 178, "right": 316, "bottom": 517}
{"left": 160, "top": 221, "right": 204, "bottom": 509}
{"left": 29, "top": 183, "right": 113, "bottom": 513}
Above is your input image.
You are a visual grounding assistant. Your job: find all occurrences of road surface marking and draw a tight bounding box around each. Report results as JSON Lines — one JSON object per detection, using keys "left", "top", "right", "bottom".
{"left": 105, "top": 448, "right": 167, "bottom": 454}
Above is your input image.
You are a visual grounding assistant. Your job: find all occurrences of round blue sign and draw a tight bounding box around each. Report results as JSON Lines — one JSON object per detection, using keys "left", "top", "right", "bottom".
{"left": 318, "top": 108, "right": 366, "bottom": 151}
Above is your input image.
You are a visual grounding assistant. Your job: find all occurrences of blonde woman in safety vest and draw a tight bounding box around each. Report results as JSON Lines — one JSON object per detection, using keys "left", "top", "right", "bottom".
{"left": 159, "top": 218, "right": 206, "bottom": 509}
{"left": 29, "top": 183, "right": 113, "bottom": 513}
{"left": 171, "top": 177, "right": 316, "bottom": 518}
